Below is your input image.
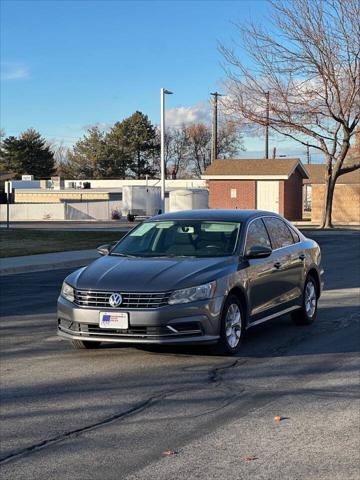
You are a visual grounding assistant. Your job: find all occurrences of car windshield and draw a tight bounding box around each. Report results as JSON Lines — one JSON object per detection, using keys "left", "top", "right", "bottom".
{"left": 111, "top": 220, "right": 241, "bottom": 258}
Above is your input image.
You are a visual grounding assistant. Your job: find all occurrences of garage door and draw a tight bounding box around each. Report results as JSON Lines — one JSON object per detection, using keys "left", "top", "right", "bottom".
{"left": 256, "top": 181, "right": 279, "bottom": 213}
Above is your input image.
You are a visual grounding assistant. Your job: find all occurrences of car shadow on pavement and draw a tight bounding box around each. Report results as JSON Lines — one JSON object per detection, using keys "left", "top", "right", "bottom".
{"left": 1, "top": 304, "right": 358, "bottom": 362}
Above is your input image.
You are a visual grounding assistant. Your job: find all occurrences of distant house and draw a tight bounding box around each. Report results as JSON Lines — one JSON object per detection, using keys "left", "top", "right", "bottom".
{"left": 202, "top": 158, "right": 308, "bottom": 220}
{"left": 304, "top": 164, "right": 360, "bottom": 224}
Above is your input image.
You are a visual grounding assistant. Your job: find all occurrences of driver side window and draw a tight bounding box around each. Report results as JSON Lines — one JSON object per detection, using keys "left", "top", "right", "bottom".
{"left": 245, "top": 219, "right": 271, "bottom": 255}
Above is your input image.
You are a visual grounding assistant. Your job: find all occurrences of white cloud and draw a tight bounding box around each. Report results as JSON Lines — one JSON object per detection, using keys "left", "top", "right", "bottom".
{"left": 81, "top": 122, "right": 113, "bottom": 132}
{"left": 166, "top": 102, "right": 210, "bottom": 127}
{"left": 0, "top": 63, "right": 29, "bottom": 81}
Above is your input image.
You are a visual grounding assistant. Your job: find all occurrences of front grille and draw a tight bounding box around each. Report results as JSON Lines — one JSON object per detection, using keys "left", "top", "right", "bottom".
{"left": 73, "top": 289, "right": 171, "bottom": 309}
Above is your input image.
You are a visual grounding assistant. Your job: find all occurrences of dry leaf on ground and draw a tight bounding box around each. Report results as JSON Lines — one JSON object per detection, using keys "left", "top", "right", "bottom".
{"left": 162, "top": 449, "right": 178, "bottom": 456}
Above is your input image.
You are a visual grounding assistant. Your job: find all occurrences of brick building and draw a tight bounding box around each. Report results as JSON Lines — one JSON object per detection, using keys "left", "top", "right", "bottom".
{"left": 202, "top": 158, "right": 308, "bottom": 220}
{"left": 304, "top": 164, "right": 360, "bottom": 224}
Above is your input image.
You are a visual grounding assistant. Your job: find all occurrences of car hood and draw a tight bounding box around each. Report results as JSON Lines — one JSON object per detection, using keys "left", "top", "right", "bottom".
{"left": 67, "top": 255, "right": 237, "bottom": 292}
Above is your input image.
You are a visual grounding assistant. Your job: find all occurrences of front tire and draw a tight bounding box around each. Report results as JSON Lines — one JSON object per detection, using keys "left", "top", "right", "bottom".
{"left": 72, "top": 340, "right": 101, "bottom": 349}
{"left": 216, "top": 294, "right": 245, "bottom": 355}
{"left": 292, "top": 275, "right": 318, "bottom": 325}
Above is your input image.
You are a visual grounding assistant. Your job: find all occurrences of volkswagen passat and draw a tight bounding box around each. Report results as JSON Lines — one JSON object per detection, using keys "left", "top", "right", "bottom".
{"left": 57, "top": 210, "right": 323, "bottom": 354}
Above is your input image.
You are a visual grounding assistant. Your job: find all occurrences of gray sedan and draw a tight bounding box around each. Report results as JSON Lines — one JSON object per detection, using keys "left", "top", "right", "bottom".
{"left": 57, "top": 209, "right": 323, "bottom": 355}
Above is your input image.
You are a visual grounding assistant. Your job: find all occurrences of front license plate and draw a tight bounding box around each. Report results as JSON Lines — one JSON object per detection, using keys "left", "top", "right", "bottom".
{"left": 99, "top": 312, "right": 129, "bottom": 329}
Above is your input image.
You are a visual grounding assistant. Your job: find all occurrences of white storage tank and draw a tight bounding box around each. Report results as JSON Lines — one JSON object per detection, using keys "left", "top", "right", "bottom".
{"left": 169, "top": 189, "right": 209, "bottom": 212}
{"left": 122, "top": 186, "right": 161, "bottom": 216}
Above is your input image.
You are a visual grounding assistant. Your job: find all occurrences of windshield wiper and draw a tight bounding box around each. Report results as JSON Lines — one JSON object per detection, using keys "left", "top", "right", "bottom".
{"left": 110, "top": 253, "right": 138, "bottom": 258}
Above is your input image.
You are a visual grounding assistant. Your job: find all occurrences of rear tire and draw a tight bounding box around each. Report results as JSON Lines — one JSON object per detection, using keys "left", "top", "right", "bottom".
{"left": 292, "top": 275, "right": 318, "bottom": 325}
{"left": 215, "top": 294, "right": 245, "bottom": 355}
{"left": 72, "top": 340, "right": 101, "bottom": 349}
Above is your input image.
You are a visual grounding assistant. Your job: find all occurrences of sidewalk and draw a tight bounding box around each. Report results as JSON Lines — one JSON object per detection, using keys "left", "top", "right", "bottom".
{"left": 293, "top": 221, "right": 360, "bottom": 229}
{"left": 0, "top": 249, "right": 98, "bottom": 276}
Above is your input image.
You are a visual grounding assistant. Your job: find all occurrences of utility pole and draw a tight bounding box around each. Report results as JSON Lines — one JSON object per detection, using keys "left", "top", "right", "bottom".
{"left": 160, "top": 88, "right": 173, "bottom": 213}
{"left": 272, "top": 146, "right": 277, "bottom": 159}
{"left": 265, "top": 91, "right": 270, "bottom": 159}
{"left": 210, "top": 92, "right": 223, "bottom": 163}
{"left": 306, "top": 143, "right": 311, "bottom": 164}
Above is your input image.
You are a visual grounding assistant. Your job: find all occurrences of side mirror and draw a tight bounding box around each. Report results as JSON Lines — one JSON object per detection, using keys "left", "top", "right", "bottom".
{"left": 97, "top": 241, "right": 118, "bottom": 255}
{"left": 246, "top": 245, "right": 272, "bottom": 259}
{"left": 97, "top": 244, "right": 111, "bottom": 256}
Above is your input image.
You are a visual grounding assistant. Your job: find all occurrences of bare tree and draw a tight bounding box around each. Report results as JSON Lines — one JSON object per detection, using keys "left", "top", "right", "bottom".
{"left": 220, "top": 0, "right": 360, "bottom": 227}
{"left": 345, "top": 128, "right": 360, "bottom": 164}
{"left": 184, "top": 122, "right": 244, "bottom": 177}
{"left": 217, "top": 121, "right": 244, "bottom": 159}
{"left": 151, "top": 127, "right": 176, "bottom": 178}
{"left": 186, "top": 123, "right": 212, "bottom": 177}
{"left": 161, "top": 125, "right": 189, "bottom": 178}
{"left": 51, "top": 141, "right": 73, "bottom": 176}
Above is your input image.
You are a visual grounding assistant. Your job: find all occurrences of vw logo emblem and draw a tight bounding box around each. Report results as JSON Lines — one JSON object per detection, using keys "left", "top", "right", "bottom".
{"left": 109, "top": 293, "right": 122, "bottom": 308}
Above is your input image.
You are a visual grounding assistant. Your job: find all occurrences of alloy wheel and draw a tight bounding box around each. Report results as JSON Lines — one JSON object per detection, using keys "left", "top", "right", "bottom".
{"left": 305, "top": 280, "right": 317, "bottom": 318}
{"left": 225, "top": 303, "right": 242, "bottom": 348}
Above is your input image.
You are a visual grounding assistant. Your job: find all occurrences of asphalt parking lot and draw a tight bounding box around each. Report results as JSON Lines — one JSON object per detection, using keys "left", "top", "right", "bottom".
{"left": 0, "top": 231, "right": 359, "bottom": 480}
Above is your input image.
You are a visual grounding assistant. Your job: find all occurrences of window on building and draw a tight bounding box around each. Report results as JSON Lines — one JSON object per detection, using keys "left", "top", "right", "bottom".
{"left": 245, "top": 219, "right": 271, "bottom": 254}
{"left": 230, "top": 189, "right": 237, "bottom": 199}
{"left": 263, "top": 217, "right": 294, "bottom": 249}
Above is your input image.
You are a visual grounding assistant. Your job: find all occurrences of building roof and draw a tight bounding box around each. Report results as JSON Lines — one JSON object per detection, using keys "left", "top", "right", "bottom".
{"left": 303, "top": 164, "right": 360, "bottom": 184}
{"left": 202, "top": 158, "right": 309, "bottom": 180}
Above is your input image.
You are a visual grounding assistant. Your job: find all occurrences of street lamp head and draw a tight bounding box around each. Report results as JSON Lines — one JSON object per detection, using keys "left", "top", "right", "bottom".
{"left": 163, "top": 89, "right": 173, "bottom": 95}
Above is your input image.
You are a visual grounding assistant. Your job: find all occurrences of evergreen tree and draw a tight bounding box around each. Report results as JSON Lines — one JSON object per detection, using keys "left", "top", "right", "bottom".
{"left": 0, "top": 136, "right": 22, "bottom": 173}
{"left": 0, "top": 129, "right": 55, "bottom": 178}
{"left": 104, "top": 125, "right": 133, "bottom": 179}
{"left": 108, "top": 111, "right": 159, "bottom": 179}
{"left": 63, "top": 113, "right": 159, "bottom": 179}
{"left": 67, "top": 120, "right": 151, "bottom": 179}
{"left": 67, "top": 127, "right": 108, "bottom": 179}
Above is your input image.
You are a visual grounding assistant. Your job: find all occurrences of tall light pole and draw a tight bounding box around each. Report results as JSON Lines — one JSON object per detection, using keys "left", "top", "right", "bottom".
{"left": 210, "top": 92, "right": 223, "bottom": 163}
{"left": 160, "top": 88, "right": 173, "bottom": 213}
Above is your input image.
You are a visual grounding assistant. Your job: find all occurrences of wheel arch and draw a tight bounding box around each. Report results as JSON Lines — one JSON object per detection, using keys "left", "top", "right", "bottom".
{"left": 307, "top": 268, "right": 321, "bottom": 298}
{"left": 226, "top": 286, "right": 249, "bottom": 325}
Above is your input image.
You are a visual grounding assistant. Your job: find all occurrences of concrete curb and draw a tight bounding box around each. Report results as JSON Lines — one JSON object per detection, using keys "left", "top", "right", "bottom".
{"left": 0, "top": 257, "right": 97, "bottom": 276}
{"left": 0, "top": 249, "right": 98, "bottom": 276}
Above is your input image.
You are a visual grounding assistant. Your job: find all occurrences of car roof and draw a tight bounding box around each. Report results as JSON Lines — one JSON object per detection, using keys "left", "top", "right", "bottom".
{"left": 149, "top": 209, "right": 281, "bottom": 222}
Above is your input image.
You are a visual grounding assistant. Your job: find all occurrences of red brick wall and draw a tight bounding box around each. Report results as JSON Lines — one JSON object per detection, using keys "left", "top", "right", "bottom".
{"left": 208, "top": 180, "right": 256, "bottom": 209}
{"left": 283, "top": 169, "right": 303, "bottom": 220}
{"left": 208, "top": 173, "right": 303, "bottom": 220}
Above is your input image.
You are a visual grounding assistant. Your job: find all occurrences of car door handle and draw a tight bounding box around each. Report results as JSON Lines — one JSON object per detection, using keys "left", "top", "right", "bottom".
{"left": 273, "top": 262, "right": 282, "bottom": 269}
{"left": 299, "top": 254, "right": 305, "bottom": 261}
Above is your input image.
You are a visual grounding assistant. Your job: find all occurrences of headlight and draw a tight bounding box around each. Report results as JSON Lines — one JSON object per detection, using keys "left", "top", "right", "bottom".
{"left": 61, "top": 282, "right": 74, "bottom": 303}
{"left": 168, "top": 281, "right": 217, "bottom": 305}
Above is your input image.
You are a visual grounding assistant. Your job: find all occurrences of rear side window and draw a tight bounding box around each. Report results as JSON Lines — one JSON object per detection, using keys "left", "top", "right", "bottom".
{"left": 263, "top": 217, "right": 294, "bottom": 249}
{"left": 289, "top": 227, "right": 300, "bottom": 243}
{"left": 245, "top": 219, "right": 271, "bottom": 254}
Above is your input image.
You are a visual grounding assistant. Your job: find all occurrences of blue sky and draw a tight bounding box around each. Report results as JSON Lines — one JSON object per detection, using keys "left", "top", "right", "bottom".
{"left": 1, "top": 0, "right": 319, "bottom": 161}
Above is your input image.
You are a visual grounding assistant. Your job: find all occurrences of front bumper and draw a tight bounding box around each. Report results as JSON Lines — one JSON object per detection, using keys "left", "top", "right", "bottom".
{"left": 57, "top": 295, "right": 223, "bottom": 345}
